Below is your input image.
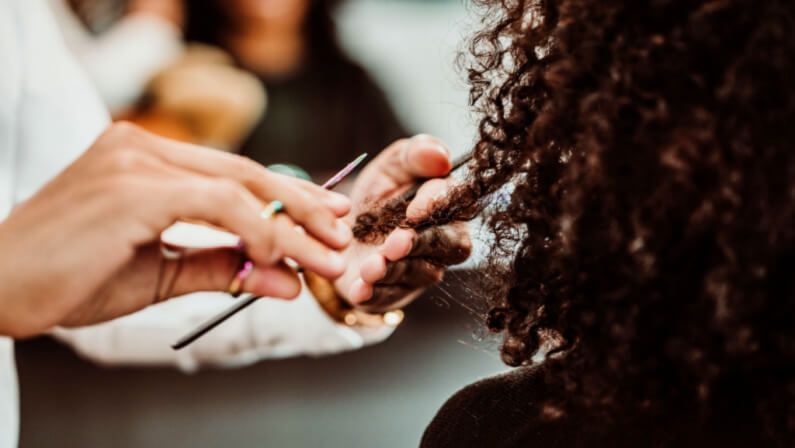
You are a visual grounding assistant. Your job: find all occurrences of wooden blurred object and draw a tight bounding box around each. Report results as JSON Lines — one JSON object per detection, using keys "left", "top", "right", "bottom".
{"left": 122, "top": 45, "right": 267, "bottom": 151}
{"left": 124, "top": 110, "right": 196, "bottom": 143}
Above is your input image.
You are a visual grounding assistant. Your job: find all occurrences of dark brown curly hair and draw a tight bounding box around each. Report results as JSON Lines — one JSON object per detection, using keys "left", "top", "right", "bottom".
{"left": 355, "top": 0, "right": 795, "bottom": 443}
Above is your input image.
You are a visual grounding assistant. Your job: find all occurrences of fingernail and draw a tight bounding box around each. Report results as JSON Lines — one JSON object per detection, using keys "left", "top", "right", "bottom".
{"left": 328, "top": 252, "right": 346, "bottom": 273}
{"left": 402, "top": 232, "right": 414, "bottom": 254}
{"left": 380, "top": 229, "right": 412, "bottom": 255}
{"left": 410, "top": 133, "right": 431, "bottom": 142}
{"left": 350, "top": 279, "right": 372, "bottom": 303}
{"left": 410, "top": 134, "right": 450, "bottom": 157}
{"left": 432, "top": 143, "right": 450, "bottom": 157}
{"left": 328, "top": 191, "right": 350, "bottom": 206}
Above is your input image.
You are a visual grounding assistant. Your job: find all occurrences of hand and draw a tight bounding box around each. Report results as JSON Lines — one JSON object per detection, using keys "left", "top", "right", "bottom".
{"left": 0, "top": 123, "right": 351, "bottom": 337}
{"left": 334, "top": 135, "right": 472, "bottom": 312}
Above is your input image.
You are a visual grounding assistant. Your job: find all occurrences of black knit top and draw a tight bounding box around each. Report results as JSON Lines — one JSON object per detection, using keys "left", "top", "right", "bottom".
{"left": 421, "top": 366, "right": 763, "bottom": 448}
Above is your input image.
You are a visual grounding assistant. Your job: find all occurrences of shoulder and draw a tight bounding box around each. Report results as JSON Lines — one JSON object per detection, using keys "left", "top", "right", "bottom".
{"left": 421, "top": 365, "right": 756, "bottom": 448}
{"left": 421, "top": 366, "right": 566, "bottom": 448}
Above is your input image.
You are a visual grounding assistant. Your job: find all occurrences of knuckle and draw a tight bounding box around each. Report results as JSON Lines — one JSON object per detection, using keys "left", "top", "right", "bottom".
{"left": 185, "top": 178, "right": 213, "bottom": 202}
{"left": 106, "top": 176, "right": 144, "bottom": 212}
{"left": 238, "top": 157, "right": 266, "bottom": 184}
{"left": 385, "top": 138, "right": 411, "bottom": 156}
{"left": 282, "top": 278, "right": 302, "bottom": 299}
{"left": 110, "top": 150, "right": 146, "bottom": 173}
{"left": 247, "top": 225, "right": 279, "bottom": 265}
{"left": 285, "top": 189, "right": 315, "bottom": 218}
{"left": 192, "top": 179, "right": 239, "bottom": 213}
{"left": 214, "top": 179, "right": 245, "bottom": 203}
{"left": 262, "top": 229, "right": 282, "bottom": 262}
{"left": 305, "top": 202, "right": 329, "bottom": 221}
{"left": 92, "top": 122, "right": 147, "bottom": 155}
{"left": 392, "top": 138, "right": 411, "bottom": 149}
{"left": 262, "top": 216, "right": 293, "bottom": 260}
{"left": 273, "top": 215, "right": 298, "bottom": 238}
{"left": 108, "top": 121, "right": 143, "bottom": 140}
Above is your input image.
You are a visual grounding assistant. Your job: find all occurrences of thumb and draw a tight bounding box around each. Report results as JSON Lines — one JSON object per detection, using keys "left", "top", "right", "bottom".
{"left": 166, "top": 249, "right": 302, "bottom": 300}
{"left": 372, "top": 135, "right": 452, "bottom": 185}
{"left": 159, "top": 221, "right": 301, "bottom": 299}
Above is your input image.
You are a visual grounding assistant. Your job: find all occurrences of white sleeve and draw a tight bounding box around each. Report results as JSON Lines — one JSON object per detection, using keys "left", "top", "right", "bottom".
{"left": 51, "top": 280, "right": 396, "bottom": 372}
{"left": 49, "top": 0, "right": 183, "bottom": 111}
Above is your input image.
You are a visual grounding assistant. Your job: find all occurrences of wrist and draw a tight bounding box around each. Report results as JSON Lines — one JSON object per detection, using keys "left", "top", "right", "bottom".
{"left": 0, "top": 224, "right": 37, "bottom": 338}
{"left": 0, "top": 295, "right": 47, "bottom": 339}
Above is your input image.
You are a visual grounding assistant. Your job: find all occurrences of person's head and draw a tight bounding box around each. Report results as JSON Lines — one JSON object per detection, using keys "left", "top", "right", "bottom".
{"left": 196, "top": 0, "right": 311, "bottom": 34}
{"left": 358, "top": 0, "right": 794, "bottom": 441}
{"left": 185, "top": 0, "right": 344, "bottom": 67}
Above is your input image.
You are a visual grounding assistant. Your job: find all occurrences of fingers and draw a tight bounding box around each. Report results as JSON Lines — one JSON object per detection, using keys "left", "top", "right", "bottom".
{"left": 153, "top": 178, "right": 345, "bottom": 279}
{"left": 242, "top": 262, "right": 301, "bottom": 298}
{"left": 381, "top": 258, "right": 443, "bottom": 286}
{"left": 407, "top": 222, "right": 472, "bottom": 265}
{"left": 350, "top": 266, "right": 438, "bottom": 310}
{"left": 347, "top": 221, "right": 470, "bottom": 307}
{"left": 346, "top": 268, "right": 429, "bottom": 310}
{"left": 265, "top": 214, "right": 346, "bottom": 279}
{"left": 381, "top": 135, "right": 452, "bottom": 182}
{"left": 108, "top": 123, "right": 351, "bottom": 250}
{"left": 406, "top": 178, "right": 449, "bottom": 222}
{"left": 358, "top": 285, "right": 423, "bottom": 312}
{"left": 356, "top": 135, "right": 452, "bottom": 191}
{"left": 349, "top": 246, "right": 446, "bottom": 307}
{"left": 202, "top": 158, "right": 352, "bottom": 250}
{"left": 378, "top": 222, "right": 471, "bottom": 266}
{"left": 269, "top": 171, "right": 351, "bottom": 217}
{"left": 380, "top": 228, "right": 415, "bottom": 261}
{"left": 348, "top": 278, "right": 374, "bottom": 305}
{"left": 360, "top": 253, "right": 387, "bottom": 284}
{"left": 351, "top": 257, "right": 444, "bottom": 306}
{"left": 168, "top": 250, "right": 302, "bottom": 299}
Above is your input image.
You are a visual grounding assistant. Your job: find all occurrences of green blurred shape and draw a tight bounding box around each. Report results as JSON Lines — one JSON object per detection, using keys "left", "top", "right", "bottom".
{"left": 267, "top": 163, "right": 312, "bottom": 181}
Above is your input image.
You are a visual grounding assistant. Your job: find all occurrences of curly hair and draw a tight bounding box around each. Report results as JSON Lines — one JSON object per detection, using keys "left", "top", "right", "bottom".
{"left": 355, "top": 0, "right": 795, "bottom": 443}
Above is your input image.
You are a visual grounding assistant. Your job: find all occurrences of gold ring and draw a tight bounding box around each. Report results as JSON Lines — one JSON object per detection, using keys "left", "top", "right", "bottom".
{"left": 228, "top": 260, "right": 254, "bottom": 296}
{"left": 260, "top": 200, "right": 284, "bottom": 219}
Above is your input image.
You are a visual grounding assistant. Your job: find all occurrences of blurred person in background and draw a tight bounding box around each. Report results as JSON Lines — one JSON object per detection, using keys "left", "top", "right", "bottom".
{"left": 125, "top": 45, "right": 268, "bottom": 152}
{"left": 185, "top": 0, "right": 409, "bottom": 179}
{"left": 52, "top": 0, "right": 268, "bottom": 152}
{"left": 56, "top": 0, "right": 407, "bottom": 178}
{"left": 0, "top": 2, "right": 468, "bottom": 447}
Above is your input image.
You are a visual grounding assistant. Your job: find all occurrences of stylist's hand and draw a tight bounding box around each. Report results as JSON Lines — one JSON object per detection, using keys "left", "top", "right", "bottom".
{"left": 334, "top": 135, "right": 471, "bottom": 312}
{"left": 0, "top": 123, "right": 351, "bottom": 337}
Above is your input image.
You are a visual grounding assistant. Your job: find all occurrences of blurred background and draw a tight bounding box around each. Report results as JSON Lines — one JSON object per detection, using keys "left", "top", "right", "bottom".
{"left": 16, "top": 0, "right": 507, "bottom": 447}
